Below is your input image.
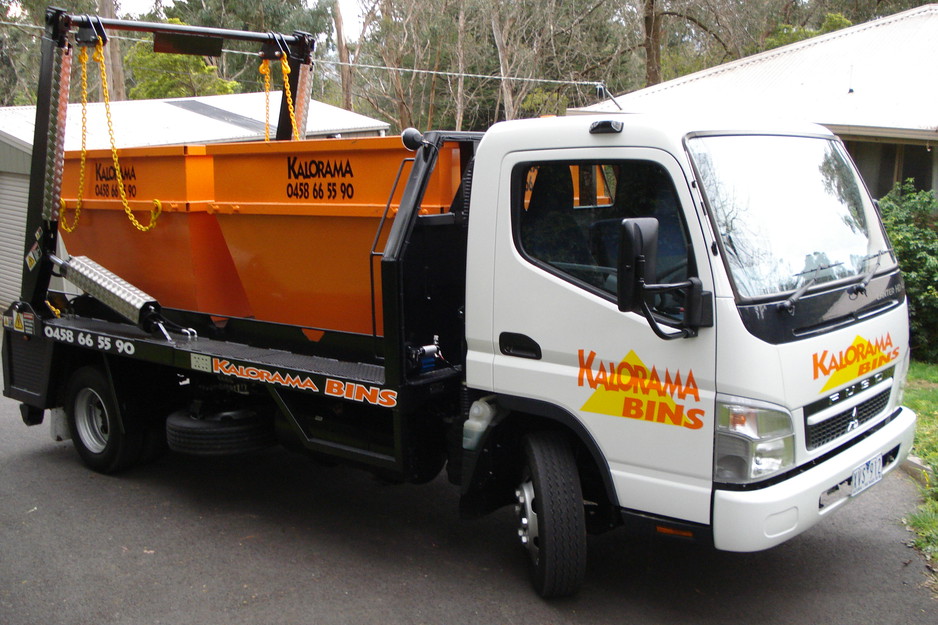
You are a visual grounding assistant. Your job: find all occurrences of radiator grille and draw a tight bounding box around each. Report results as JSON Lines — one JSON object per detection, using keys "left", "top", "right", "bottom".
{"left": 805, "top": 389, "right": 890, "bottom": 450}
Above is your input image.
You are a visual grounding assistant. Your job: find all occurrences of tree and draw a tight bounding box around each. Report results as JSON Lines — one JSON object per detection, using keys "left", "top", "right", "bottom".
{"left": 125, "top": 22, "right": 238, "bottom": 98}
{"left": 351, "top": 0, "right": 633, "bottom": 130}
{"left": 2, "top": 0, "right": 930, "bottom": 125}
{"left": 165, "top": 0, "right": 331, "bottom": 91}
{"left": 765, "top": 12, "right": 852, "bottom": 49}
{"left": 332, "top": 0, "right": 353, "bottom": 110}
{"left": 98, "top": 0, "right": 126, "bottom": 100}
{"left": 353, "top": 0, "right": 463, "bottom": 129}
{"left": 0, "top": 0, "right": 98, "bottom": 105}
{"left": 0, "top": 3, "right": 37, "bottom": 105}
{"left": 639, "top": 0, "right": 760, "bottom": 87}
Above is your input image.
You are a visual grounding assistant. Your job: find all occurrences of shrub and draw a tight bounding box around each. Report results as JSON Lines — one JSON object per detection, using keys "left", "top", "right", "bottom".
{"left": 878, "top": 181, "right": 938, "bottom": 363}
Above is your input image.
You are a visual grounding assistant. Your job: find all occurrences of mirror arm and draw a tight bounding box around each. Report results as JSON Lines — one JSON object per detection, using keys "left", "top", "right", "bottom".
{"left": 638, "top": 277, "right": 707, "bottom": 340}
{"left": 639, "top": 297, "right": 695, "bottom": 340}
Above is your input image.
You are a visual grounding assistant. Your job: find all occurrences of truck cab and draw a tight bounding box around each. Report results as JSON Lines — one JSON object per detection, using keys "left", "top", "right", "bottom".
{"left": 460, "top": 114, "right": 914, "bottom": 581}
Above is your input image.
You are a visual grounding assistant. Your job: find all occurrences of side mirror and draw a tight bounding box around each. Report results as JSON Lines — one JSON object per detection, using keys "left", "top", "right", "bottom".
{"left": 617, "top": 217, "right": 712, "bottom": 340}
{"left": 617, "top": 217, "right": 658, "bottom": 313}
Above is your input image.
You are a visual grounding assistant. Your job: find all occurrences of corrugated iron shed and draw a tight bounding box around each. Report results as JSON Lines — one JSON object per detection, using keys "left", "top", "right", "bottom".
{"left": 0, "top": 91, "right": 389, "bottom": 151}
{"left": 582, "top": 4, "right": 938, "bottom": 143}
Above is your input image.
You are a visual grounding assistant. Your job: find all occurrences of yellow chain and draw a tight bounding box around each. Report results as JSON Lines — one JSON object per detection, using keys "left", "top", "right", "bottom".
{"left": 93, "top": 37, "right": 161, "bottom": 232}
{"left": 61, "top": 46, "right": 90, "bottom": 233}
{"left": 280, "top": 55, "right": 299, "bottom": 141}
{"left": 45, "top": 300, "right": 62, "bottom": 318}
{"left": 259, "top": 59, "right": 271, "bottom": 142}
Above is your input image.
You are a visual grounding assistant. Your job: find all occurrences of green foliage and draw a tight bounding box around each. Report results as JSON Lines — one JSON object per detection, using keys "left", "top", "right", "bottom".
{"left": 906, "top": 361, "right": 938, "bottom": 470}
{"left": 904, "top": 361, "right": 938, "bottom": 567}
{"left": 765, "top": 12, "right": 852, "bottom": 49}
{"left": 125, "top": 21, "right": 238, "bottom": 99}
{"left": 0, "top": 0, "right": 98, "bottom": 105}
{"left": 165, "top": 0, "right": 331, "bottom": 92}
{"left": 908, "top": 499, "right": 938, "bottom": 564}
{"left": 879, "top": 182, "right": 938, "bottom": 363}
{"left": 520, "top": 89, "right": 568, "bottom": 118}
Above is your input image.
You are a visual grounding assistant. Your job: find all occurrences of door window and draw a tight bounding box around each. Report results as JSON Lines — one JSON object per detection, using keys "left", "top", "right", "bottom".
{"left": 515, "top": 160, "right": 692, "bottom": 319}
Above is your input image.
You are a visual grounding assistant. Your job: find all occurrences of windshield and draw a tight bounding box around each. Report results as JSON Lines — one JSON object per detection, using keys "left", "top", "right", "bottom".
{"left": 687, "top": 134, "right": 894, "bottom": 299}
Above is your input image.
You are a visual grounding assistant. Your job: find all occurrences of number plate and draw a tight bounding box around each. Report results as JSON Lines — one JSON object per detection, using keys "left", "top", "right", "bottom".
{"left": 851, "top": 455, "right": 883, "bottom": 497}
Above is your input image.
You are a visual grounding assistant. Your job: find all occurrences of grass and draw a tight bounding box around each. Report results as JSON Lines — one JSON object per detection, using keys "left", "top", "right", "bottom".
{"left": 904, "top": 361, "right": 938, "bottom": 570}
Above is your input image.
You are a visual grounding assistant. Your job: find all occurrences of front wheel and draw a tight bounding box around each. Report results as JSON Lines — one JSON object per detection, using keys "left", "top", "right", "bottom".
{"left": 515, "top": 431, "right": 587, "bottom": 598}
{"left": 65, "top": 366, "right": 142, "bottom": 473}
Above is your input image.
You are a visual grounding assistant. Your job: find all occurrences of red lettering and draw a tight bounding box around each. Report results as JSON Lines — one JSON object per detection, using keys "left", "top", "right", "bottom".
{"left": 616, "top": 362, "right": 630, "bottom": 391}
{"left": 680, "top": 370, "right": 700, "bottom": 402}
{"left": 378, "top": 389, "right": 398, "bottom": 407}
{"left": 844, "top": 345, "right": 858, "bottom": 366}
{"left": 643, "top": 399, "right": 657, "bottom": 421}
{"left": 622, "top": 397, "right": 644, "bottom": 420}
{"left": 684, "top": 408, "right": 704, "bottom": 430}
{"left": 647, "top": 366, "right": 663, "bottom": 396}
{"left": 354, "top": 384, "right": 380, "bottom": 405}
{"left": 595, "top": 362, "right": 609, "bottom": 390}
{"left": 663, "top": 370, "right": 682, "bottom": 399}
{"left": 655, "top": 401, "right": 684, "bottom": 426}
{"left": 325, "top": 379, "right": 344, "bottom": 397}
{"left": 577, "top": 350, "right": 597, "bottom": 388}
{"left": 812, "top": 350, "right": 829, "bottom": 379}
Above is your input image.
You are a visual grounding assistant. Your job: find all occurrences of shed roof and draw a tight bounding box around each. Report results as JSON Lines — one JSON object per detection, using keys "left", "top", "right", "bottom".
{"left": 581, "top": 4, "right": 938, "bottom": 142}
{"left": 0, "top": 91, "right": 389, "bottom": 153}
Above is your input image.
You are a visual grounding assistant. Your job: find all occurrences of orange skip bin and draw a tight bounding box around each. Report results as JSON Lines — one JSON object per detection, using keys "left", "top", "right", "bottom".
{"left": 59, "top": 144, "right": 252, "bottom": 318}
{"left": 206, "top": 137, "right": 461, "bottom": 336}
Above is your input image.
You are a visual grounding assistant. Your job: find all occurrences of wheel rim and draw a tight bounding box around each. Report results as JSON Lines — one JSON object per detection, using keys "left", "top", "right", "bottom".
{"left": 74, "top": 388, "right": 109, "bottom": 454}
{"left": 515, "top": 479, "right": 540, "bottom": 564}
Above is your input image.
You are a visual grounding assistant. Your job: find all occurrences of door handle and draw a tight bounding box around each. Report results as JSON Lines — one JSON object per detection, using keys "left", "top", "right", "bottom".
{"left": 499, "top": 332, "right": 542, "bottom": 360}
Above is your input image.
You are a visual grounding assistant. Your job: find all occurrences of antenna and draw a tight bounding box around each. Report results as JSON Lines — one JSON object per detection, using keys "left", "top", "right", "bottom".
{"left": 595, "top": 82, "right": 622, "bottom": 111}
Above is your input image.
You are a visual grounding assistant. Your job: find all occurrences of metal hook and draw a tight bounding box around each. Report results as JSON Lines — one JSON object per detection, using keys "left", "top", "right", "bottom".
{"left": 75, "top": 15, "right": 107, "bottom": 46}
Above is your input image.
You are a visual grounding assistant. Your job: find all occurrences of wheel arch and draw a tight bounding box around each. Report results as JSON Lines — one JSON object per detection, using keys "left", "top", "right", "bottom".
{"left": 459, "top": 393, "right": 620, "bottom": 531}
{"left": 54, "top": 349, "right": 188, "bottom": 430}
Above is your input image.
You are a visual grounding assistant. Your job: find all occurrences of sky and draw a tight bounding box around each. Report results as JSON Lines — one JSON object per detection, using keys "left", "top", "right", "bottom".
{"left": 115, "top": 0, "right": 364, "bottom": 37}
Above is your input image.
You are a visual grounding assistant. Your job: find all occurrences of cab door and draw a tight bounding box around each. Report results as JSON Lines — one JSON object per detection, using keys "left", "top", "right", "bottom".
{"left": 490, "top": 148, "right": 717, "bottom": 524}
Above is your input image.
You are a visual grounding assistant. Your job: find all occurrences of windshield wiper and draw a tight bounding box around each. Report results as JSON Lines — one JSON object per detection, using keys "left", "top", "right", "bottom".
{"left": 777, "top": 261, "right": 845, "bottom": 314}
{"left": 848, "top": 250, "right": 890, "bottom": 296}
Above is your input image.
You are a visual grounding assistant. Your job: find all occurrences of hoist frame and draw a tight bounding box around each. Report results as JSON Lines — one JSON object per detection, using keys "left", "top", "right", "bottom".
{"left": 21, "top": 7, "right": 315, "bottom": 308}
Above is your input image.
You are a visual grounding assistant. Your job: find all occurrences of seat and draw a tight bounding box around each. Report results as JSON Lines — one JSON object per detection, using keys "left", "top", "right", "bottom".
{"left": 521, "top": 164, "right": 594, "bottom": 267}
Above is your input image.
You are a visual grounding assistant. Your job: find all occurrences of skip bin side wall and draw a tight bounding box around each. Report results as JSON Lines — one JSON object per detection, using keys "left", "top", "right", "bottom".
{"left": 57, "top": 137, "right": 462, "bottom": 338}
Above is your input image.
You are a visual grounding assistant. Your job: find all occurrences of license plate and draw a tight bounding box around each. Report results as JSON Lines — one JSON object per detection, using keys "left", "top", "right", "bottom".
{"left": 851, "top": 455, "right": 883, "bottom": 497}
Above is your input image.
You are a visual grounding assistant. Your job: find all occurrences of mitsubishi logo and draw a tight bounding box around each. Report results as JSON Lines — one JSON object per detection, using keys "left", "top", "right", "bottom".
{"left": 846, "top": 406, "right": 860, "bottom": 432}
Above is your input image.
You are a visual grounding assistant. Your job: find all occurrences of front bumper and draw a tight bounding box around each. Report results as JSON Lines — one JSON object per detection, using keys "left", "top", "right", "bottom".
{"left": 712, "top": 406, "right": 916, "bottom": 552}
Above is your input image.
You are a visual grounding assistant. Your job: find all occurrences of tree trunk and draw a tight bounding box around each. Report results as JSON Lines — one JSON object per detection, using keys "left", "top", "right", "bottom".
{"left": 643, "top": 0, "right": 662, "bottom": 87}
{"left": 491, "top": 14, "right": 517, "bottom": 120}
{"left": 97, "top": 0, "right": 126, "bottom": 101}
{"left": 333, "top": 0, "right": 353, "bottom": 111}
{"left": 454, "top": 3, "right": 466, "bottom": 131}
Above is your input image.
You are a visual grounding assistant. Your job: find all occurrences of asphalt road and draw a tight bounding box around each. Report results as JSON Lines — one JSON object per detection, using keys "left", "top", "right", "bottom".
{"left": 1, "top": 394, "right": 934, "bottom": 625}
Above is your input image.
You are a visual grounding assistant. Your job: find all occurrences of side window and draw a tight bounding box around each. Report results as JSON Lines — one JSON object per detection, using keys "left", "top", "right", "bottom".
{"left": 516, "top": 160, "right": 691, "bottom": 319}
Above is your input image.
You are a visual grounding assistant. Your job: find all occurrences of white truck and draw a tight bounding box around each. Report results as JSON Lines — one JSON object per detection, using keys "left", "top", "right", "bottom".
{"left": 3, "top": 9, "right": 916, "bottom": 597}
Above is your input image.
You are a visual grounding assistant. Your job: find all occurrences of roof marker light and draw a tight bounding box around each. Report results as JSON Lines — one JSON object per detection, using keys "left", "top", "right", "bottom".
{"left": 589, "top": 120, "right": 623, "bottom": 134}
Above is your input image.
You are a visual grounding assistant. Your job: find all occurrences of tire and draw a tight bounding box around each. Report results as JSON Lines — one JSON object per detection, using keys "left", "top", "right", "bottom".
{"left": 166, "top": 408, "right": 276, "bottom": 456}
{"left": 65, "top": 366, "right": 143, "bottom": 474}
{"left": 515, "top": 431, "right": 587, "bottom": 598}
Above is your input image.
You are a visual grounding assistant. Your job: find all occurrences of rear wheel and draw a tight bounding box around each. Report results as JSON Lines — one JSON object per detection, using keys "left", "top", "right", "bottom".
{"left": 65, "top": 366, "right": 142, "bottom": 473}
{"left": 515, "top": 431, "right": 587, "bottom": 598}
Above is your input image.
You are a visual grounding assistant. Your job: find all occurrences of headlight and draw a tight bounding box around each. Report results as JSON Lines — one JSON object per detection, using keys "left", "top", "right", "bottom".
{"left": 714, "top": 395, "right": 795, "bottom": 484}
